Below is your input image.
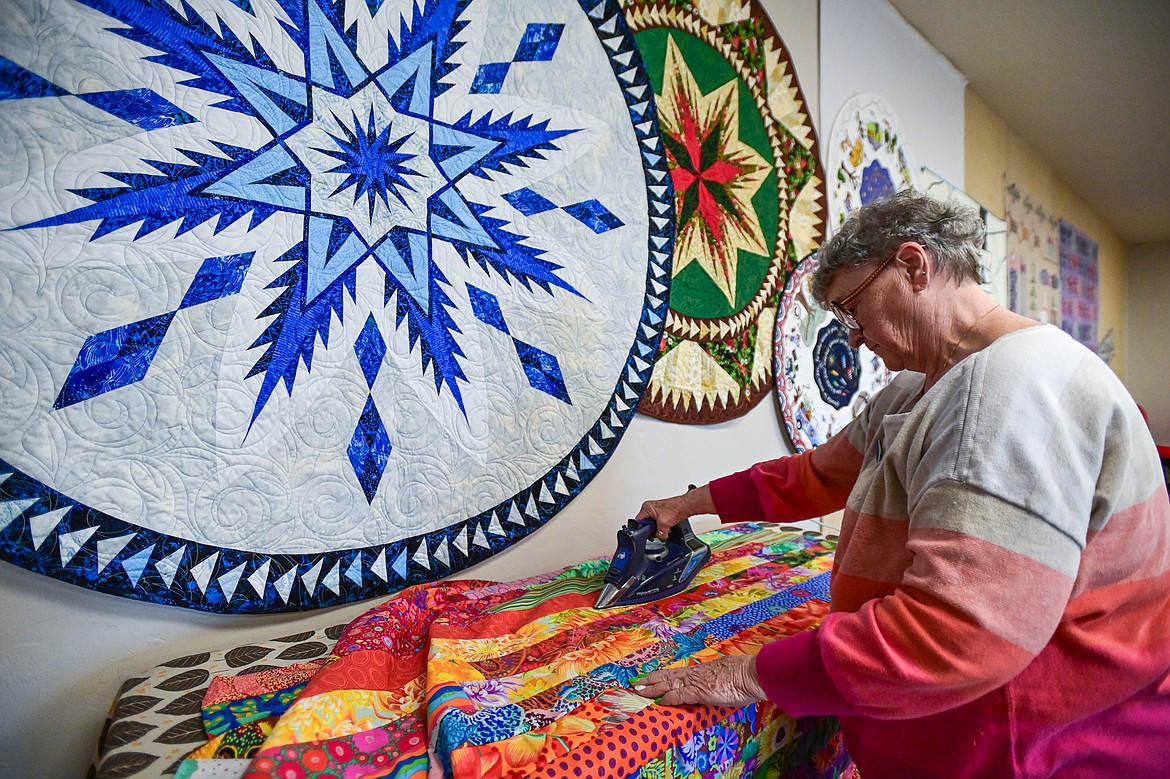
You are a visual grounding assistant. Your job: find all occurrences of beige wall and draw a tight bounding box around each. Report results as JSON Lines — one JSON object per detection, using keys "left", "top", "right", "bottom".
{"left": 1126, "top": 242, "right": 1170, "bottom": 443}
{"left": 964, "top": 90, "right": 1128, "bottom": 379}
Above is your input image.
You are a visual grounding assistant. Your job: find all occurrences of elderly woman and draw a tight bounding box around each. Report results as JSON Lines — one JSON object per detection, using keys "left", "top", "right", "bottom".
{"left": 634, "top": 190, "right": 1170, "bottom": 778}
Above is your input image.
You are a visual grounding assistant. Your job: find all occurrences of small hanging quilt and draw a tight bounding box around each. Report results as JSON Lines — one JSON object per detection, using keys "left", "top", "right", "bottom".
{"left": 920, "top": 167, "right": 1010, "bottom": 309}
{"left": 773, "top": 255, "right": 891, "bottom": 452}
{"left": 0, "top": 0, "right": 673, "bottom": 612}
{"left": 1058, "top": 220, "right": 1099, "bottom": 350}
{"left": 1005, "top": 182, "right": 1061, "bottom": 324}
{"left": 825, "top": 92, "right": 918, "bottom": 233}
{"left": 628, "top": 1, "right": 825, "bottom": 424}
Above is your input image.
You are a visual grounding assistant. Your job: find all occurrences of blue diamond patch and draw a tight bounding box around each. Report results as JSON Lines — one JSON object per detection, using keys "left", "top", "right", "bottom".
{"left": 179, "top": 253, "right": 253, "bottom": 310}
{"left": 354, "top": 315, "right": 387, "bottom": 389}
{"left": 471, "top": 62, "right": 509, "bottom": 94}
{"left": 514, "top": 339, "right": 570, "bottom": 403}
{"left": 563, "top": 199, "right": 624, "bottom": 234}
{"left": 467, "top": 285, "right": 509, "bottom": 334}
{"left": 55, "top": 313, "right": 176, "bottom": 408}
{"left": 504, "top": 187, "right": 557, "bottom": 217}
{"left": 348, "top": 396, "right": 392, "bottom": 504}
{"left": 515, "top": 24, "right": 564, "bottom": 62}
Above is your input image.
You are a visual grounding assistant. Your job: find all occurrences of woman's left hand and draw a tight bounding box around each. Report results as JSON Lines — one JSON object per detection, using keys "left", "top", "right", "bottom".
{"left": 633, "top": 654, "right": 766, "bottom": 707}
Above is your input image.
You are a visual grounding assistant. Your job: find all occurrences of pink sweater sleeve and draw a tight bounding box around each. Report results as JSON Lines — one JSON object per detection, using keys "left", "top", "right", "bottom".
{"left": 709, "top": 433, "right": 862, "bottom": 524}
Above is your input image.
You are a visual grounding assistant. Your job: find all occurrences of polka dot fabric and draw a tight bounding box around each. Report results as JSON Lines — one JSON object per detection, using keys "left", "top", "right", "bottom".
{"left": 538, "top": 705, "right": 731, "bottom": 777}
{"left": 524, "top": 703, "right": 853, "bottom": 779}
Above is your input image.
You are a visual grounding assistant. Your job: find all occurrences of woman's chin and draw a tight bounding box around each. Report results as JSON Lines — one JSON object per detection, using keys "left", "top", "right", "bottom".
{"left": 872, "top": 348, "right": 903, "bottom": 371}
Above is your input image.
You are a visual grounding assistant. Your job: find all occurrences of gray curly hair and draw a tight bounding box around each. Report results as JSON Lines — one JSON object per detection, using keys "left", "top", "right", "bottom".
{"left": 810, "top": 189, "right": 985, "bottom": 307}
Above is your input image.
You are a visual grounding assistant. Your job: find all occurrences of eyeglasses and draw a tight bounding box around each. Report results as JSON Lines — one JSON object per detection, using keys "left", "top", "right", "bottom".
{"left": 828, "top": 248, "right": 900, "bottom": 330}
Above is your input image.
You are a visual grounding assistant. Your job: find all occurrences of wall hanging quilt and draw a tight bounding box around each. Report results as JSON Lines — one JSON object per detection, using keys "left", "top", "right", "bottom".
{"left": 162, "top": 523, "right": 854, "bottom": 779}
{"left": 626, "top": 1, "right": 825, "bottom": 425}
{"left": 1005, "top": 182, "right": 1060, "bottom": 324}
{"left": 919, "top": 166, "right": 1009, "bottom": 309}
{"left": 1058, "top": 219, "right": 1098, "bottom": 351}
{"left": 772, "top": 254, "right": 891, "bottom": 453}
{"left": 825, "top": 92, "right": 917, "bottom": 234}
{"left": 0, "top": 0, "right": 674, "bottom": 612}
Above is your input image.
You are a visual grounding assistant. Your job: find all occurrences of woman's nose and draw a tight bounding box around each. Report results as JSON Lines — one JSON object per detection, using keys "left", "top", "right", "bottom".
{"left": 848, "top": 327, "right": 865, "bottom": 349}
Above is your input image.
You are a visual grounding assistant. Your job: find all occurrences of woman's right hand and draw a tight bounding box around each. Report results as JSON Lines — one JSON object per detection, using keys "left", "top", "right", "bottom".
{"left": 635, "top": 484, "right": 715, "bottom": 539}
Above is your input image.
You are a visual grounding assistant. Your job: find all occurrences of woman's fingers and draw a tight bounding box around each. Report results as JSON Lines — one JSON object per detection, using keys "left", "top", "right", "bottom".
{"left": 632, "top": 669, "right": 687, "bottom": 701}
{"left": 635, "top": 485, "right": 714, "bottom": 538}
{"left": 631, "top": 656, "right": 765, "bottom": 708}
{"left": 635, "top": 497, "right": 688, "bottom": 538}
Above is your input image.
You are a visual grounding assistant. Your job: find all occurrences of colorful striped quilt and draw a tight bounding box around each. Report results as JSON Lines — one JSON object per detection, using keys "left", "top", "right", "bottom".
{"left": 177, "top": 523, "right": 854, "bottom": 779}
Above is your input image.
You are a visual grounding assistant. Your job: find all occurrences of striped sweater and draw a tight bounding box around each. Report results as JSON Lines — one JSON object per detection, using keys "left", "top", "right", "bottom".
{"left": 710, "top": 325, "right": 1170, "bottom": 778}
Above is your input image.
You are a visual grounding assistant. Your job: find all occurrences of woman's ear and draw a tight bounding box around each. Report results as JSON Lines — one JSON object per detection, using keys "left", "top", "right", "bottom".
{"left": 897, "top": 242, "right": 930, "bottom": 291}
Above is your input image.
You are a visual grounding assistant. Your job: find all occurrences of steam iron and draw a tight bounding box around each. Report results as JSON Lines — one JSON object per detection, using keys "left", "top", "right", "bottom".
{"left": 595, "top": 517, "right": 711, "bottom": 609}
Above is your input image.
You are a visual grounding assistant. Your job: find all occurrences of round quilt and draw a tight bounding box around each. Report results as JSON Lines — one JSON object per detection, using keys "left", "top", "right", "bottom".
{"left": 825, "top": 92, "right": 917, "bottom": 234}
{"left": 0, "top": 0, "right": 672, "bottom": 611}
{"left": 773, "top": 254, "right": 892, "bottom": 453}
{"left": 627, "top": 1, "right": 824, "bottom": 424}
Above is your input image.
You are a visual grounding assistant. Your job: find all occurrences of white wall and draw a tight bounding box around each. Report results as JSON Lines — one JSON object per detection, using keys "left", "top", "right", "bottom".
{"left": 1125, "top": 241, "right": 1170, "bottom": 444}
{"left": 820, "top": 0, "right": 967, "bottom": 189}
{"left": 0, "top": 4, "right": 819, "bottom": 777}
